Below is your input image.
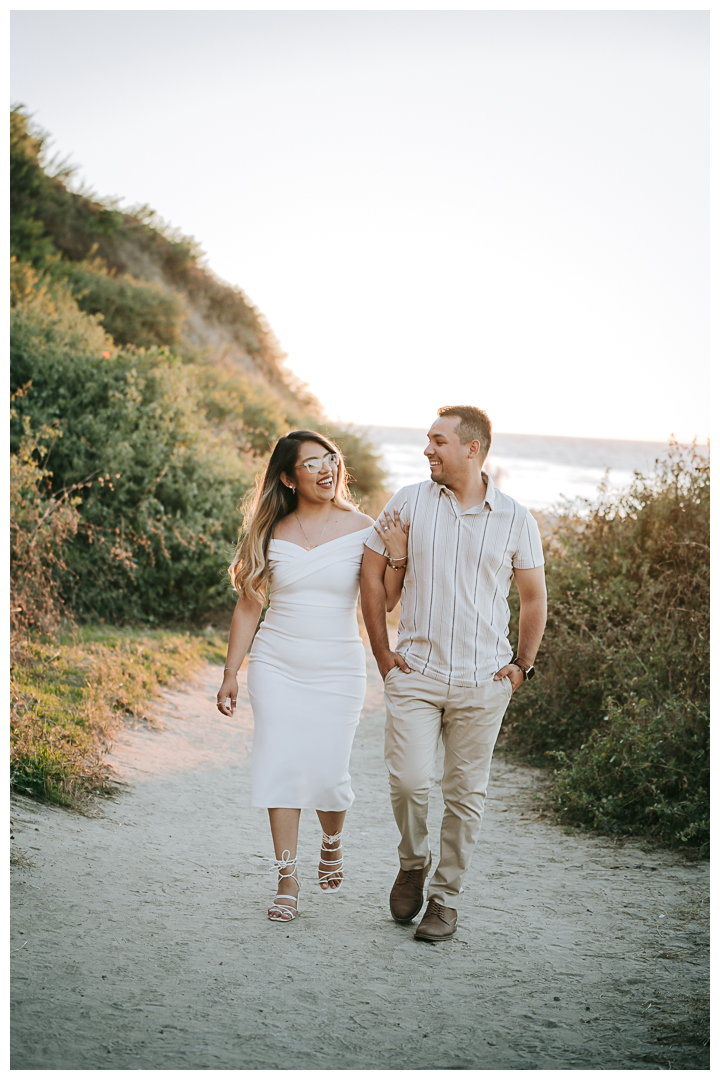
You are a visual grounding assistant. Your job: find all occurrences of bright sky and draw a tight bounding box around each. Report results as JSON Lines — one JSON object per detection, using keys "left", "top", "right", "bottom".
{"left": 10, "top": 9, "right": 709, "bottom": 442}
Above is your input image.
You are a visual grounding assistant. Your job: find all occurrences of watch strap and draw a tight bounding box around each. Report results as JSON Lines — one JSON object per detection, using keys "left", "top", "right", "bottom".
{"left": 511, "top": 656, "right": 535, "bottom": 681}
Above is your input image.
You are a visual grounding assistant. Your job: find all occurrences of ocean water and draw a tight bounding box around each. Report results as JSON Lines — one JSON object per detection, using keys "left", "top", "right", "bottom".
{"left": 364, "top": 426, "right": 676, "bottom": 510}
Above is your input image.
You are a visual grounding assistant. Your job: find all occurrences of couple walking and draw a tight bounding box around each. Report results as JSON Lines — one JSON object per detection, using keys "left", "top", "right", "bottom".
{"left": 216, "top": 405, "right": 547, "bottom": 942}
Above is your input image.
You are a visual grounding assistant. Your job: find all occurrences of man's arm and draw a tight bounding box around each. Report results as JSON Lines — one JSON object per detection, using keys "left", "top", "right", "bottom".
{"left": 493, "top": 565, "right": 547, "bottom": 692}
{"left": 360, "top": 547, "right": 411, "bottom": 679}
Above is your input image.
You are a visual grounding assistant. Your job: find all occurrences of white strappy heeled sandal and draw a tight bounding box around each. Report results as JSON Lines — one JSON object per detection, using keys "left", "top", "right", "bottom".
{"left": 268, "top": 850, "right": 300, "bottom": 922}
{"left": 318, "top": 831, "right": 344, "bottom": 892}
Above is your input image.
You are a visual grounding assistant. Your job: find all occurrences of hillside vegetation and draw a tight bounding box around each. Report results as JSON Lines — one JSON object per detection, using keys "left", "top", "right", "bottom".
{"left": 10, "top": 106, "right": 387, "bottom": 804}
{"left": 10, "top": 106, "right": 387, "bottom": 629}
{"left": 11, "top": 106, "right": 302, "bottom": 398}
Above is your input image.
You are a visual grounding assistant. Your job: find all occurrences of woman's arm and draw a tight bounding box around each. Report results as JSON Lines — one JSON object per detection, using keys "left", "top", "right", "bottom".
{"left": 373, "top": 508, "right": 409, "bottom": 611}
{"left": 361, "top": 548, "right": 412, "bottom": 679}
{"left": 216, "top": 592, "right": 263, "bottom": 716}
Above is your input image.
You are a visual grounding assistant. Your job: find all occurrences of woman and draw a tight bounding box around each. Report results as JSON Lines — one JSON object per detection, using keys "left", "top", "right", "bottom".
{"left": 216, "top": 430, "right": 408, "bottom": 922}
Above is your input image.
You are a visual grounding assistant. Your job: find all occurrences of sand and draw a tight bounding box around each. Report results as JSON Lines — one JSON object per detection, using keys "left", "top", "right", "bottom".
{"left": 11, "top": 649, "right": 709, "bottom": 1070}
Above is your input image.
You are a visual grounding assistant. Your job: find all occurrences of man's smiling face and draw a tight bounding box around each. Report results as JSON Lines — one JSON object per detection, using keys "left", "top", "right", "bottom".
{"left": 424, "top": 416, "right": 468, "bottom": 486}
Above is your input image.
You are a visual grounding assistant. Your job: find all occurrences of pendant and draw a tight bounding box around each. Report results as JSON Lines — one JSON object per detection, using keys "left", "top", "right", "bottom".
{"left": 305, "top": 546, "right": 312, "bottom": 551}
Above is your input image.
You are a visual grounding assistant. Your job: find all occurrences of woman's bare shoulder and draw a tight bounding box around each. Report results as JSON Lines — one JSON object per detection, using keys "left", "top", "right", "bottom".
{"left": 340, "top": 509, "right": 375, "bottom": 533}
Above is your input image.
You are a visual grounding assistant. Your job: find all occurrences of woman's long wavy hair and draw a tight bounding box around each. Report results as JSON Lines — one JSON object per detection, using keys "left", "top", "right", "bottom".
{"left": 229, "top": 430, "right": 356, "bottom": 603}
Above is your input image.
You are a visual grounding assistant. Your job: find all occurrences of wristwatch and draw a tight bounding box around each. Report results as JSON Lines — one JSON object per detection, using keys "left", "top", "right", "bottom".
{"left": 511, "top": 656, "right": 535, "bottom": 681}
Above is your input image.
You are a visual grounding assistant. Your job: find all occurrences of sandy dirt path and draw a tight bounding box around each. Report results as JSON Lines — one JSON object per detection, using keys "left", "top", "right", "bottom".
{"left": 11, "top": 649, "right": 709, "bottom": 1070}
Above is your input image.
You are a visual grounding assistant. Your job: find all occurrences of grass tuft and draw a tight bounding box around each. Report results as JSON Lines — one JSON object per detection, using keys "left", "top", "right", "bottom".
{"left": 10, "top": 625, "right": 225, "bottom": 809}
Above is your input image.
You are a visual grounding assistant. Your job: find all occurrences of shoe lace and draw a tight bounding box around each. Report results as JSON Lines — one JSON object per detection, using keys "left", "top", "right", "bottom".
{"left": 426, "top": 899, "right": 446, "bottom": 918}
{"left": 403, "top": 864, "right": 426, "bottom": 886}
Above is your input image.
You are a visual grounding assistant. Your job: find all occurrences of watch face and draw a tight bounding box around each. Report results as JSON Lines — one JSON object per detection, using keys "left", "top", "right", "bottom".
{"left": 526, "top": 666, "right": 536, "bottom": 680}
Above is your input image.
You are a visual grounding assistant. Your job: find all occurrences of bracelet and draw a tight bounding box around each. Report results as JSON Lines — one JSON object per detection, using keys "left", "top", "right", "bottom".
{"left": 224, "top": 666, "right": 238, "bottom": 673}
{"left": 388, "top": 556, "right": 408, "bottom": 568}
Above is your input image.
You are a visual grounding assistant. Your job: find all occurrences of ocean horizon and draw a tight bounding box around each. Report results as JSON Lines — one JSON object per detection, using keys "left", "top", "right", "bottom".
{"left": 360, "top": 425, "right": 696, "bottom": 509}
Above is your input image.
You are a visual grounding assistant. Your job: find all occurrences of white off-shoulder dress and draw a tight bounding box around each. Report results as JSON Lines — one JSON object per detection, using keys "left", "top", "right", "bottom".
{"left": 247, "top": 527, "right": 372, "bottom": 811}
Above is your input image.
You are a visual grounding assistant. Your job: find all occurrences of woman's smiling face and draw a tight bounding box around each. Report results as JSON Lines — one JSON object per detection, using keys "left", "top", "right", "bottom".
{"left": 287, "top": 440, "right": 339, "bottom": 505}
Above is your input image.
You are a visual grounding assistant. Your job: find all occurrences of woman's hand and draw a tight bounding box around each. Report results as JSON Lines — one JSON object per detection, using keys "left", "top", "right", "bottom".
{"left": 215, "top": 593, "right": 263, "bottom": 718}
{"left": 216, "top": 672, "right": 239, "bottom": 716}
{"left": 374, "top": 508, "right": 409, "bottom": 562}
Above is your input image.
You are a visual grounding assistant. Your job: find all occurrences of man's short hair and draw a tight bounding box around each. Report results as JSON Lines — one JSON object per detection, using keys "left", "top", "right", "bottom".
{"left": 437, "top": 405, "right": 492, "bottom": 461}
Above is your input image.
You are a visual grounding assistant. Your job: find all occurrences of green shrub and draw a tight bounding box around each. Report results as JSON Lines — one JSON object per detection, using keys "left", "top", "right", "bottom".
{"left": 196, "top": 363, "right": 289, "bottom": 457}
{"left": 60, "top": 256, "right": 186, "bottom": 349}
{"left": 10, "top": 262, "right": 253, "bottom": 623}
{"left": 550, "top": 696, "right": 709, "bottom": 856}
{"left": 504, "top": 441, "right": 709, "bottom": 852}
{"left": 506, "top": 442, "right": 709, "bottom": 758}
{"left": 10, "top": 406, "right": 81, "bottom": 635}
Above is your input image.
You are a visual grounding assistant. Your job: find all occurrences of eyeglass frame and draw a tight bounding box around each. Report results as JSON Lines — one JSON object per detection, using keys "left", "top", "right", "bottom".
{"left": 298, "top": 452, "right": 340, "bottom": 474}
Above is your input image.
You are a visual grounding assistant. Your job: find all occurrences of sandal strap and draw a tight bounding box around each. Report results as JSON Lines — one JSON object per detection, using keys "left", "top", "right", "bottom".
{"left": 269, "top": 897, "right": 297, "bottom": 920}
{"left": 270, "top": 850, "right": 300, "bottom": 918}
{"left": 274, "top": 849, "right": 300, "bottom": 884}
{"left": 318, "top": 832, "right": 344, "bottom": 888}
{"left": 271, "top": 894, "right": 298, "bottom": 908}
{"left": 318, "top": 872, "right": 343, "bottom": 885}
{"left": 318, "top": 855, "right": 344, "bottom": 884}
{"left": 320, "top": 831, "right": 343, "bottom": 856}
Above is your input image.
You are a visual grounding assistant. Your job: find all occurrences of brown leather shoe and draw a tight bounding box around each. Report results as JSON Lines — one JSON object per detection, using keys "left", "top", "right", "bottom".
{"left": 414, "top": 899, "right": 457, "bottom": 942}
{"left": 389, "top": 855, "right": 432, "bottom": 923}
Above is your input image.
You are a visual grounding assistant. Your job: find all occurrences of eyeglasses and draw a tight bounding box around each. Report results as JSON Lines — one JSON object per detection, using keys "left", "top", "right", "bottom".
{"left": 299, "top": 452, "right": 339, "bottom": 473}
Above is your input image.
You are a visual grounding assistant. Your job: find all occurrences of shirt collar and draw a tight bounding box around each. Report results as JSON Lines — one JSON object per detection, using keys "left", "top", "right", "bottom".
{"left": 439, "top": 471, "right": 495, "bottom": 512}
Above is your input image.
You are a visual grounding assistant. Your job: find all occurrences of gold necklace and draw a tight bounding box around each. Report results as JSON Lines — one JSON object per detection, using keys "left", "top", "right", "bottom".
{"left": 295, "top": 509, "right": 332, "bottom": 550}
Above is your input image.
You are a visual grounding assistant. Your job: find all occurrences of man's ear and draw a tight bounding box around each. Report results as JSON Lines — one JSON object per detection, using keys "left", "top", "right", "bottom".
{"left": 466, "top": 439, "right": 482, "bottom": 460}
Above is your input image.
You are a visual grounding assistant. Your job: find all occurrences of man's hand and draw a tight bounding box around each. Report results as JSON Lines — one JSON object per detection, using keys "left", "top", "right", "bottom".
{"left": 379, "top": 650, "right": 412, "bottom": 680}
{"left": 493, "top": 664, "right": 525, "bottom": 694}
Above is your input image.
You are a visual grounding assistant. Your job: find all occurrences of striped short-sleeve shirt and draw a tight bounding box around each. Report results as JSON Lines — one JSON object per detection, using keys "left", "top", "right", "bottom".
{"left": 364, "top": 475, "right": 544, "bottom": 687}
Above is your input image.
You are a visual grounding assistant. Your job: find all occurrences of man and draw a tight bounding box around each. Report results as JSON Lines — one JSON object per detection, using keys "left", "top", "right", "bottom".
{"left": 361, "top": 405, "right": 547, "bottom": 942}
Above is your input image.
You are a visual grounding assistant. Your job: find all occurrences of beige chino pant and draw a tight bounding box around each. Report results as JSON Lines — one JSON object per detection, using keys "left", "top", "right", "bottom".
{"left": 383, "top": 667, "right": 512, "bottom": 909}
